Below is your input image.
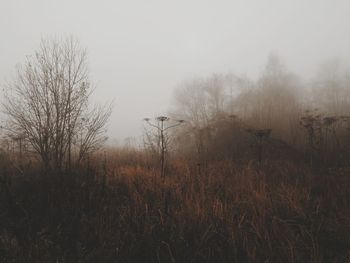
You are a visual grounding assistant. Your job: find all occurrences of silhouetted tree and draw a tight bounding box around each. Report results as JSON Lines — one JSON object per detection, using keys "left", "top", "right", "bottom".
{"left": 3, "top": 37, "right": 112, "bottom": 171}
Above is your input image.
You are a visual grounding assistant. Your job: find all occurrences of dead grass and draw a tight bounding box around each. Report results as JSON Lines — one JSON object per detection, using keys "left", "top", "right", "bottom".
{"left": 0, "top": 156, "right": 349, "bottom": 262}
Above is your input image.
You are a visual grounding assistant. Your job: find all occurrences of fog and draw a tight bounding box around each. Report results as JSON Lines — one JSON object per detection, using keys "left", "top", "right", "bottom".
{"left": 1, "top": 0, "right": 350, "bottom": 143}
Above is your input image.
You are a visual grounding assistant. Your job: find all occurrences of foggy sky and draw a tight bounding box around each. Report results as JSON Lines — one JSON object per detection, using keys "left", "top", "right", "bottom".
{"left": 1, "top": 0, "right": 350, "bottom": 144}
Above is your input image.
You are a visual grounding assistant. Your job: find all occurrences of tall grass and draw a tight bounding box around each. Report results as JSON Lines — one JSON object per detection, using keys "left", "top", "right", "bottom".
{"left": 0, "top": 156, "right": 349, "bottom": 262}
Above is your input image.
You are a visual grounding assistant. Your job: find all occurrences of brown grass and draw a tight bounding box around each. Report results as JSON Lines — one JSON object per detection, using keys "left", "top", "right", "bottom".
{"left": 0, "top": 156, "right": 350, "bottom": 262}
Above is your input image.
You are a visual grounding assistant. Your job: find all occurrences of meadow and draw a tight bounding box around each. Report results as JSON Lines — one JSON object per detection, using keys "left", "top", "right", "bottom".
{"left": 1, "top": 150, "right": 349, "bottom": 262}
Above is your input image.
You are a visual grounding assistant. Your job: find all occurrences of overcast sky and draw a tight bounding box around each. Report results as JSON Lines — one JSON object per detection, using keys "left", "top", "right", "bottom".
{"left": 1, "top": 0, "right": 350, "bottom": 144}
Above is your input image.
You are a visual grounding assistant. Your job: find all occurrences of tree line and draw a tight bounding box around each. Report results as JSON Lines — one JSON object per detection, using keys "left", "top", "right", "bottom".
{"left": 1, "top": 37, "right": 350, "bottom": 172}
{"left": 167, "top": 55, "right": 350, "bottom": 167}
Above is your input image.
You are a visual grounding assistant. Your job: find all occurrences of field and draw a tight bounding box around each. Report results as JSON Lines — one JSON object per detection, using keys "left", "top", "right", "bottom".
{"left": 1, "top": 152, "right": 349, "bottom": 263}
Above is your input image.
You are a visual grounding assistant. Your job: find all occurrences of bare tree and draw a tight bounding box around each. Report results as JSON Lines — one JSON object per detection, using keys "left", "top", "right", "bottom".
{"left": 2, "top": 37, "right": 112, "bottom": 171}
{"left": 171, "top": 74, "right": 231, "bottom": 128}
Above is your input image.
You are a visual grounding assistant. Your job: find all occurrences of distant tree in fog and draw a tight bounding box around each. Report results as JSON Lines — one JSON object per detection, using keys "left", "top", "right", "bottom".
{"left": 171, "top": 74, "right": 234, "bottom": 127}
{"left": 3, "top": 37, "right": 112, "bottom": 171}
{"left": 312, "top": 59, "right": 350, "bottom": 115}
{"left": 234, "top": 54, "right": 303, "bottom": 143}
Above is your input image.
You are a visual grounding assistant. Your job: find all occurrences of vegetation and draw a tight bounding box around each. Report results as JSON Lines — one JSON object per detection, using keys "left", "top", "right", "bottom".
{"left": 2, "top": 37, "right": 112, "bottom": 171}
{"left": 1, "top": 157, "right": 350, "bottom": 262}
{"left": 1, "top": 40, "right": 350, "bottom": 262}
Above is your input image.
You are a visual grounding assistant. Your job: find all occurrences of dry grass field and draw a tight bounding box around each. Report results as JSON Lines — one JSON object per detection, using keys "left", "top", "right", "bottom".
{"left": 1, "top": 152, "right": 349, "bottom": 263}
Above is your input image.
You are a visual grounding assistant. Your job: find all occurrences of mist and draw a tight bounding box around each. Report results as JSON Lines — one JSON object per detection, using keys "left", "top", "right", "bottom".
{"left": 2, "top": 1, "right": 350, "bottom": 262}
{"left": 1, "top": 0, "right": 350, "bottom": 143}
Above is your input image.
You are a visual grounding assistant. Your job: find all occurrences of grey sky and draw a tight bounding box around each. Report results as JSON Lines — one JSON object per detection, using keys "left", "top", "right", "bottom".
{"left": 1, "top": 0, "right": 350, "bottom": 143}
